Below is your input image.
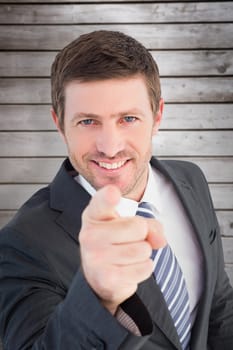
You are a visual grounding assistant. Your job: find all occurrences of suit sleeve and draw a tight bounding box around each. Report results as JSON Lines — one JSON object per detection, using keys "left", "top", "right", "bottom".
{"left": 207, "top": 215, "right": 233, "bottom": 349}
{"left": 0, "top": 228, "right": 152, "bottom": 350}
{"left": 195, "top": 166, "right": 233, "bottom": 349}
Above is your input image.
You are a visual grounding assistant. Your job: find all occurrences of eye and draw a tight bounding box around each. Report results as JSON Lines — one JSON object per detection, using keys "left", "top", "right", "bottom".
{"left": 79, "top": 119, "right": 96, "bottom": 126}
{"left": 122, "top": 116, "right": 137, "bottom": 123}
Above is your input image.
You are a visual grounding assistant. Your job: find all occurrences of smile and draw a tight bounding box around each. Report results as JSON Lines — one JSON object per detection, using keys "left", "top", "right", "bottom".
{"left": 97, "top": 160, "right": 127, "bottom": 170}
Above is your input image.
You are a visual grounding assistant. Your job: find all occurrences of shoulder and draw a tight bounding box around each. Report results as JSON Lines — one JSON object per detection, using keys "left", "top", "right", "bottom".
{"left": 151, "top": 157, "right": 207, "bottom": 185}
{"left": 2, "top": 184, "right": 51, "bottom": 230}
{"left": 151, "top": 157, "right": 214, "bottom": 210}
{"left": 0, "top": 184, "right": 57, "bottom": 253}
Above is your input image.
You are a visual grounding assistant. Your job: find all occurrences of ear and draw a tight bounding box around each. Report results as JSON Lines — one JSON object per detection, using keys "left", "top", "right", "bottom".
{"left": 152, "top": 98, "right": 164, "bottom": 136}
{"left": 50, "top": 108, "right": 66, "bottom": 143}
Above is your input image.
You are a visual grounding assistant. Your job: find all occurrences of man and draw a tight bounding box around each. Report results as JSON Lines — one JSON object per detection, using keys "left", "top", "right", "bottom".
{"left": 0, "top": 30, "right": 233, "bottom": 350}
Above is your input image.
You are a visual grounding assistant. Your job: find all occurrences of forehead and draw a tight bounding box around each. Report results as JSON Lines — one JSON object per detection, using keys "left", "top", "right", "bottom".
{"left": 64, "top": 76, "right": 152, "bottom": 116}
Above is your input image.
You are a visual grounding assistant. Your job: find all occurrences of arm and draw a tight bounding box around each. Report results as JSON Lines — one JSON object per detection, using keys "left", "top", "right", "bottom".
{"left": 0, "top": 183, "right": 162, "bottom": 350}
{"left": 208, "top": 216, "right": 233, "bottom": 349}
{"left": 194, "top": 164, "right": 233, "bottom": 348}
{"left": 0, "top": 227, "right": 148, "bottom": 350}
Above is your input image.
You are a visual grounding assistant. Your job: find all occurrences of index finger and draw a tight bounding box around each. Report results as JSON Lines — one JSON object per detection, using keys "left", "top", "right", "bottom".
{"left": 83, "top": 185, "right": 121, "bottom": 222}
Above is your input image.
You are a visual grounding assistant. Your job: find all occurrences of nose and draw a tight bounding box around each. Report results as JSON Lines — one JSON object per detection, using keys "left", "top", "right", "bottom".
{"left": 96, "top": 124, "right": 124, "bottom": 158}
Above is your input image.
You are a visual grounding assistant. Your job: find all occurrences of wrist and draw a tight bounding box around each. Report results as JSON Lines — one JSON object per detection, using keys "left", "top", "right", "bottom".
{"left": 101, "top": 300, "right": 118, "bottom": 315}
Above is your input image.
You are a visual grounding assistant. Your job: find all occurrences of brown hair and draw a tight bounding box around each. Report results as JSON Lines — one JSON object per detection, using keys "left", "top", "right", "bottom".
{"left": 51, "top": 30, "right": 161, "bottom": 131}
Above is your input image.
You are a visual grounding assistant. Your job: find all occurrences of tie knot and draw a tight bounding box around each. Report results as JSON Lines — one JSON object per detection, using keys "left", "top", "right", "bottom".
{"left": 136, "top": 202, "right": 156, "bottom": 218}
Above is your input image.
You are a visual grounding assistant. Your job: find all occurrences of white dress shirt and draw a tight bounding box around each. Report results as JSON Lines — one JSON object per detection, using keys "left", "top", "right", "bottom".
{"left": 76, "top": 164, "right": 203, "bottom": 326}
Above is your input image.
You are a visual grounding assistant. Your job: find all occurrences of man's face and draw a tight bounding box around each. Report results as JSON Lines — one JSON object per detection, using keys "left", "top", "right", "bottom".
{"left": 53, "top": 76, "right": 163, "bottom": 201}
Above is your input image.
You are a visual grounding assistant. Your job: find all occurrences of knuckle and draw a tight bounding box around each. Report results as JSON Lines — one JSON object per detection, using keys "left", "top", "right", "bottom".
{"left": 143, "top": 241, "right": 153, "bottom": 258}
{"left": 124, "top": 244, "right": 138, "bottom": 259}
{"left": 81, "top": 206, "right": 89, "bottom": 224}
{"left": 134, "top": 216, "right": 148, "bottom": 236}
{"left": 146, "top": 259, "right": 154, "bottom": 276}
{"left": 138, "top": 260, "right": 154, "bottom": 281}
{"left": 79, "top": 227, "right": 92, "bottom": 246}
{"left": 126, "top": 241, "right": 151, "bottom": 260}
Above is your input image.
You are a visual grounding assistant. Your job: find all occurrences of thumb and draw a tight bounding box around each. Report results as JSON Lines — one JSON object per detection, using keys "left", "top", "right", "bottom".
{"left": 83, "top": 185, "right": 121, "bottom": 222}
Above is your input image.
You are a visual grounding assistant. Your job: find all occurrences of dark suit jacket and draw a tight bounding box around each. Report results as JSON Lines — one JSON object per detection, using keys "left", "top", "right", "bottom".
{"left": 0, "top": 158, "right": 233, "bottom": 350}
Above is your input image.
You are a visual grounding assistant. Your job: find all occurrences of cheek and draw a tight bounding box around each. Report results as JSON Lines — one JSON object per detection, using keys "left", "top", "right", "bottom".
{"left": 126, "top": 140, "right": 151, "bottom": 162}
{"left": 128, "top": 126, "right": 153, "bottom": 149}
{"left": 65, "top": 129, "right": 96, "bottom": 157}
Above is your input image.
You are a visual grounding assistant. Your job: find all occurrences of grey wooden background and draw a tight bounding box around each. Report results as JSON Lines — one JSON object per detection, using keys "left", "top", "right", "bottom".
{"left": 0, "top": 1, "right": 233, "bottom": 348}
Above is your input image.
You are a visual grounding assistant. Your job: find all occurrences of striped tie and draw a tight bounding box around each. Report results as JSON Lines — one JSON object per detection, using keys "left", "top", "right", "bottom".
{"left": 136, "top": 202, "right": 191, "bottom": 350}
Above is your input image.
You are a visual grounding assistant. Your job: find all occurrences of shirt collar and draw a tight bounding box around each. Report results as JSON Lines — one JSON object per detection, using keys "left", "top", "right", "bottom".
{"left": 141, "top": 163, "right": 163, "bottom": 215}
{"left": 75, "top": 173, "right": 96, "bottom": 197}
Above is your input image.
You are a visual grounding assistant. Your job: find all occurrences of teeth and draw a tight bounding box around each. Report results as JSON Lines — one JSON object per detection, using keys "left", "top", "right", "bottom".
{"left": 98, "top": 161, "right": 126, "bottom": 170}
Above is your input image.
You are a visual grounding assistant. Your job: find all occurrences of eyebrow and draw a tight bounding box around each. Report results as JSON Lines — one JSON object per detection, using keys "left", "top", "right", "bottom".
{"left": 71, "top": 109, "right": 145, "bottom": 123}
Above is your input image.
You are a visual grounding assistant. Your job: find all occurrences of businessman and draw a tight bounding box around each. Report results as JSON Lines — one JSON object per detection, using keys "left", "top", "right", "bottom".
{"left": 0, "top": 30, "right": 233, "bottom": 350}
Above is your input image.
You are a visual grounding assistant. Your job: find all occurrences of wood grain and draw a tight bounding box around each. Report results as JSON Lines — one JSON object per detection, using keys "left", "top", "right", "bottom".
{"left": 222, "top": 237, "right": 233, "bottom": 264}
{"left": 0, "top": 24, "right": 232, "bottom": 50}
{"left": 1, "top": 3, "right": 232, "bottom": 24}
{"left": 209, "top": 185, "right": 233, "bottom": 210}
{"left": 153, "top": 131, "right": 233, "bottom": 157}
{"left": 0, "top": 0, "right": 223, "bottom": 3}
{"left": 225, "top": 264, "right": 233, "bottom": 286}
{"left": 0, "top": 131, "right": 67, "bottom": 157}
{"left": 216, "top": 211, "right": 233, "bottom": 238}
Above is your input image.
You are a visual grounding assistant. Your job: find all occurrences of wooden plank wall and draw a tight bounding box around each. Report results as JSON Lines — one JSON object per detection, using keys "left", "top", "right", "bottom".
{"left": 0, "top": 0, "right": 232, "bottom": 313}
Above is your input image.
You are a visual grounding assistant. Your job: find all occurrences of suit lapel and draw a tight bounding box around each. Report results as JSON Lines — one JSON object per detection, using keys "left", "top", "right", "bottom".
{"left": 138, "top": 276, "right": 182, "bottom": 349}
{"left": 49, "top": 158, "right": 91, "bottom": 241}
